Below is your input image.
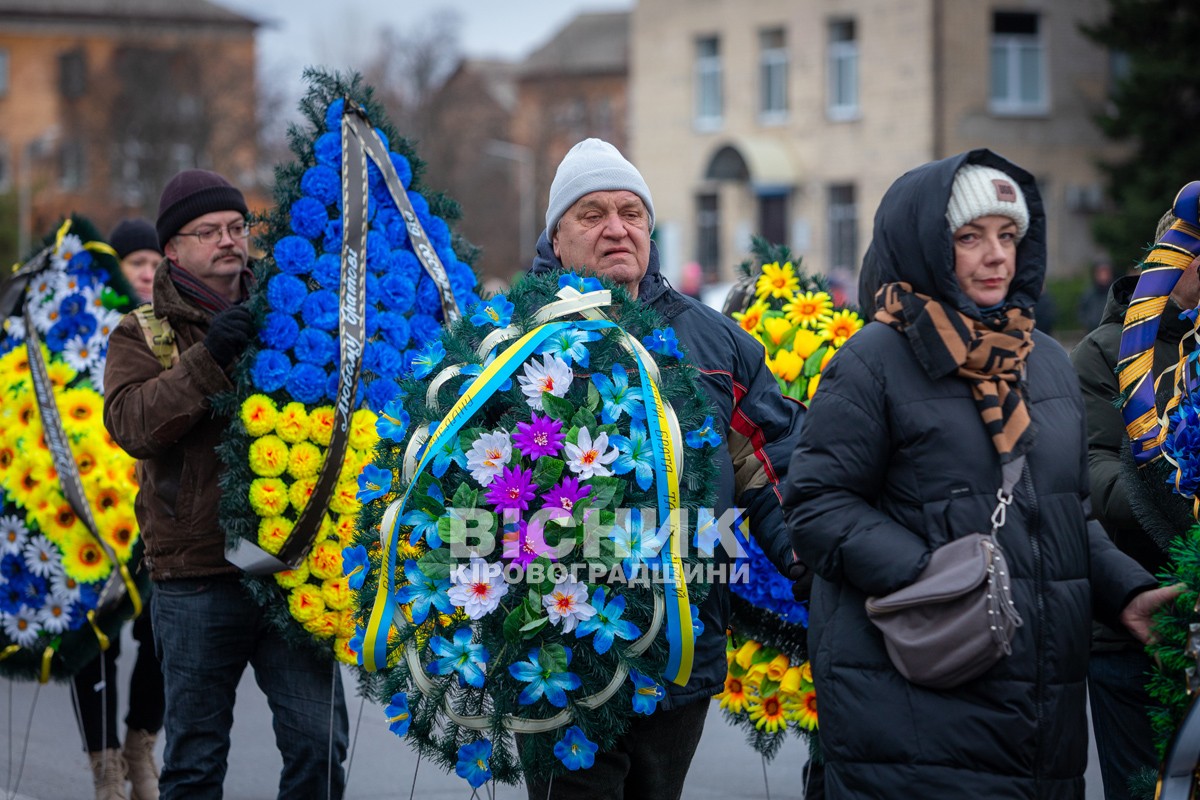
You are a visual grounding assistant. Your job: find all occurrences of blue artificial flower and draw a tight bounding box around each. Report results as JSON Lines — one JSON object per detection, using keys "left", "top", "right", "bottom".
{"left": 300, "top": 290, "right": 339, "bottom": 330}
{"left": 400, "top": 482, "right": 444, "bottom": 547}
{"left": 465, "top": 296, "right": 513, "bottom": 331}
{"left": 408, "top": 190, "right": 430, "bottom": 217}
{"left": 311, "top": 253, "right": 340, "bottom": 290}
{"left": 690, "top": 604, "right": 704, "bottom": 640}
{"left": 0, "top": 553, "right": 25, "bottom": 581}
{"left": 608, "top": 508, "right": 668, "bottom": 579}
{"left": 376, "top": 398, "right": 410, "bottom": 442}
{"left": 384, "top": 693, "right": 411, "bottom": 737}
{"left": 324, "top": 97, "right": 345, "bottom": 131}
{"left": 266, "top": 274, "right": 308, "bottom": 315}
{"left": 574, "top": 587, "right": 640, "bottom": 655}
{"left": 554, "top": 726, "right": 599, "bottom": 771}
{"left": 425, "top": 215, "right": 451, "bottom": 252}
{"left": 261, "top": 311, "right": 300, "bottom": 352}
{"left": 425, "top": 430, "right": 466, "bottom": 479}
{"left": 290, "top": 196, "right": 329, "bottom": 240}
{"left": 629, "top": 670, "right": 665, "bottom": 715}
{"left": 379, "top": 273, "right": 417, "bottom": 315}
{"left": 356, "top": 464, "right": 393, "bottom": 503}
{"left": 251, "top": 350, "right": 292, "bottom": 392}
{"left": 389, "top": 249, "right": 421, "bottom": 283}
{"left": 15, "top": 573, "right": 46, "bottom": 605}
{"left": 537, "top": 328, "right": 601, "bottom": 368}
{"left": 348, "top": 626, "right": 365, "bottom": 666}
{"left": 727, "top": 528, "right": 809, "bottom": 626}
{"left": 409, "top": 313, "right": 441, "bottom": 346}
{"left": 455, "top": 739, "right": 492, "bottom": 789}
{"left": 558, "top": 272, "right": 604, "bottom": 293}
{"left": 366, "top": 377, "right": 402, "bottom": 409}
{"left": 294, "top": 328, "right": 336, "bottom": 366}
{"left": 609, "top": 421, "right": 655, "bottom": 491}
{"left": 365, "top": 229, "right": 389, "bottom": 269}
{"left": 322, "top": 218, "right": 343, "bottom": 254}
{"left": 390, "top": 152, "right": 412, "bottom": 189}
{"left": 314, "top": 131, "right": 341, "bottom": 168}
{"left": 0, "top": 583, "right": 22, "bottom": 615}
{"left": 301, "top": 164, "right": 340, "bottom": 207}
{"left": 59, "top": 292, "right": 88, "bottom": 317}
{"left": 428, "top": 627, "right": 489, "bottom": 688}
{"left": 411, "top": 340, "right": 446, "bottom": 380}
{"left": 395, "top": 559, "right": 455, "bottom": 625}
{"left": 508, "top": 646, "right": 582, "bottom": 707}
{"left": 341, "top": 544, "right": 369, "bottom": 590}
{"left": 458, "top": 350, "right": 513, "bottom": 396}
{"left": 685, "top": 416, "right": 722, "bottom": 449}
{"left": 643, "top": 328, "right": 685, "bottom": 359}
{"left": 415, "top": 276, "right": 442, "bottom": 313}
{"left": 45, "top": 321, "right": 72, "bottom": 352}
{"left": 66, "top": 251, "right": 94, "bottom": 273}
{"left": 693, "top": 507, "right": 721, "bottom": 558}
{"left": 591, "top": 363, "right": 646, "bottom": 424}
{"left": 273, "top": 236, "right": 316, "bottom": 276}
{"left": 377, "top": 312, "right": 411, "bottom": 351}
{"left": 364, "top": 341, "right": 403, "bottom": 378}
{"left": 286, "top": 362, "right": 327, "bottom": 404}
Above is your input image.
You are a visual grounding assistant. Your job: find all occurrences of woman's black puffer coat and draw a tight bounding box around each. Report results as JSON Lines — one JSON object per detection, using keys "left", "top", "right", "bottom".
{"left": 782, "top": 149, "right": 1155, "bottom": 799}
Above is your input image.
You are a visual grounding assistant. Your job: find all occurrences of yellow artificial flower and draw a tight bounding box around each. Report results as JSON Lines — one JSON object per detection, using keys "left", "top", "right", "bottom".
{"left": 275, "top": 561, "right": 310, "bottom": 589}
{"left": 734, "top": 640, "right": 762, "bottom": 671}
{"left": 0, "top": 443, "right": 16, "bottom": 476}
{"left": 275, "top": 402, "right": 311, "bottom": 444}
{"left": 308, "top": 539, "right": 344, "bottom": 581}
{"left": 248, "top": 435, "right": 290, "bottom": 478}
{"left": 817, "top": 309, "right": 864, "bottom": 348}
{"left": 764, "top": 653, "right": 791, "bottom": 684}
{"left": 348, "top": 409, "right": 378, "bottom": 452}
{"left": 72, "top": 443, "right": 102, "bottom": 483}
{"left": 799, "top": 661, "right": 813, "bottom": 687}
{"left": 333, "top": 514, "right": 358, "bottom": 544}
{"left": 820, "top": 346, "right": 837, "bottom": 371}
{"left": 337, "top": 608, "right": 357, "bottom": 639}
{"left": 807, "top": 374, "right": 821, "bottom": 400}
{"left": 46, "top": 360, "right": 76, "bottom": 388}
{"left": 58, "top": 388, "right": 103, "bottom": 430}
{"left": 60, "top": 533, "right": 112, "bottom": 583}
{"left": 717, "top": 674, "right": 750, "bottom": 714}
{"left": 791, "top": 329, "right": 826, "bottom": 360}
{"left": 748, "top": 692, "right": 790, "bottom": 734}
{"left": 794, "top": 689, "right": 819, "bottom": 731}
{"left": 258, "top": 516, "right": 294, "bottom": 555}
{"left": 240, "top": 394, "right": 279, "bottom": 437}
{"left": 289, "top": 477, "right": 318, "bottom": 514}
{"left": 303, "top": 611, "right": 339, "bottom": 638}
{"left": 755, "top": 262, "right": 801, "bottom": 300}
{"left": 322, "top": 576, "right": 352, "bottom": 611}
{"left": 333, "top": 636, "right": 358, "bottom": 666}
{"left": 43, "top": 501, "right": 86, "bottom": 544}
{"left": 761, "top": 316, "right": 795, "bottom": 348}
{"left": 732, "top": 301, "right": 770, "bottom": 335}
{"left": 769, "top": 349, "right": 803, "bottom": 383}
{"left": 783, "top": 291, "right": 833, "bottom": 329}
{"left": 287, "top": 584, "right": 326, "bottom": 622}
{"left": 329, "top": 480, "right": 360, "bottom": 517}
{"left": 248, "top": 478, "right": 289, "bottom": 517}
{"left": 90, "top": 483, "right": 125, "bottom": 519}
{"left": 101, "top": 512, "right": 138, "bottom": 562}
{"left": 780, "top": 666, "right": 804, "bottom": 695}
{"left": 287, "top": 441, "right": 323, "bottom": 481}
{"left": 308, "top": 406, "right": 335, "bottom": 447}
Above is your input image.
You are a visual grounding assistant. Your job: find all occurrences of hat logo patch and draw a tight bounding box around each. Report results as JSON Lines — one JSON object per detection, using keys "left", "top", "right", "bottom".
{"left": 992, "top": 179, "right": 1017, "bottom": 203}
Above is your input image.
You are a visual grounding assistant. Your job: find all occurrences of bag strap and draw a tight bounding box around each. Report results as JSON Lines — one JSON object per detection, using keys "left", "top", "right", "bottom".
{"left": 132, "top": 304, "right": 179, "bottom": 369}
{"left": 990, "top": 454, "right": 1026, "bottom": 535}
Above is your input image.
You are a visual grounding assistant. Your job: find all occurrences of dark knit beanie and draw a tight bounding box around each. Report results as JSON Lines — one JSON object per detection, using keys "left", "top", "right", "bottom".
{"left": 109, "top": 218, "right": 162, "bottom": 259}
{"left": 156, "top": 169, "right": 248, "bottom": 249}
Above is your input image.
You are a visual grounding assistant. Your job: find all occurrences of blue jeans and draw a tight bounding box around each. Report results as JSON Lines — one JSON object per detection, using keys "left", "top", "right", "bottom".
{"left": 1088, "top": 648, "right": 1158, "bottom": 800}
{"left": 152, "top": 578, "right": 348, "bottom": 800}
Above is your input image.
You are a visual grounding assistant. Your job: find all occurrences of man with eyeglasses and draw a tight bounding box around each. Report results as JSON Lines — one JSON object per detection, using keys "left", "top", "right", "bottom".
{"left": 103, "top": 169, "right": 349, "bottom": 799}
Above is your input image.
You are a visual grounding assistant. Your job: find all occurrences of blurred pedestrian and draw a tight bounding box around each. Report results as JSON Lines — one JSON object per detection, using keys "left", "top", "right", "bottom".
{"left": 1078, "top": 260, "right": 1115, "bottom": 333}
{"left": 110, "top": 218, "right": 161, "bottom": 304}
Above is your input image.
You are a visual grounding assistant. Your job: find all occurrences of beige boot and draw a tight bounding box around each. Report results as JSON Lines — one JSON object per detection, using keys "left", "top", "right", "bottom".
{"left": 88, "top": 748, "right": 129, "bottom": 800}
{"left": 123, "top": 729, "right": 160, "bottom": 800}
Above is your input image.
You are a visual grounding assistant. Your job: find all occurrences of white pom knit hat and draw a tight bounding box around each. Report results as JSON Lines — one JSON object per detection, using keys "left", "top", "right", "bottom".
{"left": 946, "top": 164, "right": 1030, "bottom": 241}
{"left": 545, "top": 138, "right": 655, "bottom": 235}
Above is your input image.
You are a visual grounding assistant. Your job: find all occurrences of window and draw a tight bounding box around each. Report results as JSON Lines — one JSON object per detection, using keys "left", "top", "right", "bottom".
{"left": 0, "top": 49, "right": 9, "bottom": 98}
{"left": 828, "top": 184, "right": 858, "bottom": 270}
{"left": 60, "top": 138, "right": 86, "bottom": 190}
{"left": 759, "top": 28, "right": 788, "bottom": 123}
{"left": 694, "top": 36, "right": 723, "bottom": 129}
{"left": 59, "top": 50, "right": 87, "bottom": 99}
{"left": 696, "top": 193, "right": 721, "bottom": 281}
{"left": 990, "top": 12, "right": 1047, "bottom": 115}
{"left": 758, "top": 191, "right": 789, "bottom": 246}
{"left": 827, "top": 19, "right": 859, "bottom": 121}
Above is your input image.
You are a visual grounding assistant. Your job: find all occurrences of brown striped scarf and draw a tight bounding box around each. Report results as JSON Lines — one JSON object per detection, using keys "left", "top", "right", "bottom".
{"left": 874, "top": 282, "right": 1036, "bottom": 461}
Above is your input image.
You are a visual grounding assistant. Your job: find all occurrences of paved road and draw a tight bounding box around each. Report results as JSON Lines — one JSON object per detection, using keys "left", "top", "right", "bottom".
{"left": 0, "top": 626, "right": 1104, "bottom": 799}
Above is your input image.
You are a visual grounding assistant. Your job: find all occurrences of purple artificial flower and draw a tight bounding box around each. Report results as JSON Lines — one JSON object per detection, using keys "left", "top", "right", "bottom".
{"left": 485, "top": 465, "right": 537, "bottom": 513}
{"left": 501, "top": 519, "right": 556, "bottom": 567}
{"left": 542, "top": 476, "right": 592, "bottom": 521}
{"left": 512, "top": 413, "right": 565, "bottom": 459}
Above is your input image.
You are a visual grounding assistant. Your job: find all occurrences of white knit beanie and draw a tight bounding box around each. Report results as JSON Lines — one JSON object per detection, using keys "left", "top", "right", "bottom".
{"left": 545, "top": 138, "right": 655, "bottom": 235}
{"left": 946, "top": 164, "right": 1030, "bottom": 241}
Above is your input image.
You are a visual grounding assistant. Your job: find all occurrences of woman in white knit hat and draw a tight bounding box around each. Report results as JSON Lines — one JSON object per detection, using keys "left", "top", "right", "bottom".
{"left": 783, "top": 150, "right": 1177, "bottom": 798}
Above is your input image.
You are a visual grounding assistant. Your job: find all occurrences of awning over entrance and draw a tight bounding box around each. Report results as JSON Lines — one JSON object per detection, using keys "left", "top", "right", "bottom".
{"left": 703, "top": 137, "right": 799, "bottom": 191}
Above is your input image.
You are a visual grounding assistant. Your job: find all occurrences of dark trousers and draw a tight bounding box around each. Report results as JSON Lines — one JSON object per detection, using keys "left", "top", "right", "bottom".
{"left": 1088, "top": 648, "right": 1158, "bottom": 800}
{"left": 73, "top": 609, "right": 165, "bottom": 752}
{"left": 523, "top": 697, "right": 709, "bottom": 800}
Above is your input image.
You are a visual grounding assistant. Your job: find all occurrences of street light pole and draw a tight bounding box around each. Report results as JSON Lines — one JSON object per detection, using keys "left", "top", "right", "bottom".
{"left": 484, "top": 139, "right": 534, "bottom": 266}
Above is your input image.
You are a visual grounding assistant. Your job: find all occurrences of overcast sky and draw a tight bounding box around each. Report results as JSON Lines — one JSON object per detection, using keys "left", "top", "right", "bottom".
{"left": 220, "top": 0, "right": 633, "bottom": 103}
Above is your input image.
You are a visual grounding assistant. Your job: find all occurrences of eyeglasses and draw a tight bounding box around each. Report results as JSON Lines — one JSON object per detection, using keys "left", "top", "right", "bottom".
{"left": 175, "top": 220, "right": 251, "bottom": 245}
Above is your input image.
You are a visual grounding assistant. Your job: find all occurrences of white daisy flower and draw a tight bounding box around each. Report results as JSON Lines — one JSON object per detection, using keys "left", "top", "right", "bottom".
{"left": 447, "top": 556, "right": 509, "bottom": 619}
{"left": 52, "top": 233, "right": 84, "bottom": 270}
{"left": 29, "top": 297, "right": 63, "bottom": 334}
{"left": 465, "top": 430, "right": 512, "bottom": 487}
{"left": 50, "top": 572, "right": 83, "bottom": 602}
{"left": 517, "top": 353, "right": 573, "bottom": 411}
{"left": 3, "top": 606, "right": 41, "bottom": 647}
{"left": 0, "top": 515, "right": 29, "bottom": 556}
{"left": 542, "top": 575, "right": 596, "bottom": 633}
{"left": 2, "top": 315, "right": 26, "bottom": 342}
{"left": 22, "top": 534, "right": 62, "bottom": 579}
{"left": 36, "top": 597, "right": 72, "bottom": 635}
{"left": 89, "top": 360, "right": 106, "bottom": 394}
{"left": 92, "top": 308, "right": 123, "bottom": 341}
{"left": 63, "top": 335, "right": 102, "bottom": 373}
{"left": 563, "top": 428, "right": 619, "bottom": 479}
{"left": 29, "top": 272, "right": 58, "bottom": 300}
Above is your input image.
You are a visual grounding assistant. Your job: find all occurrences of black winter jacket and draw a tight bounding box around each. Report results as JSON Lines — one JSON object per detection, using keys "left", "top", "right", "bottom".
{"left": 783, "top": 150, "right": 1155, "bottom": 799}
{"left": 530, "top": 233, "right": 805, "bottom": 707}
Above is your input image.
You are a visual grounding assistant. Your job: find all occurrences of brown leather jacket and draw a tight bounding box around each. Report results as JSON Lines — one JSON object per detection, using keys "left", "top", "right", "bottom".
{"left": 103, "top": 262, "right": 239, "bottom": 580}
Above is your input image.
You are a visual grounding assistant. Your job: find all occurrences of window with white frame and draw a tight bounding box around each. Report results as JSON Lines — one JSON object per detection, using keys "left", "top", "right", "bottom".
{"left": 759, "top": 28, "right": 788, "bottom": 123}
{"left": 990, "top": 12, "right": 1047, "bottom": 115}
{"left": 696, "top": 193, "right": 721, "bottom": 280}
{"left": 827, "top": 19, "right": 859, "bottom": 121}
{"left": 828, "top": 184, "right": 858, "bottom": 270}
{"left": 695, "top": 36, "right": 722, "bottom": 129}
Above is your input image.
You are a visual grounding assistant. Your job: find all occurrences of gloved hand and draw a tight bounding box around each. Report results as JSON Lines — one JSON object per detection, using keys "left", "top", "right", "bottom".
{"left": 788, "top": 559, "right": 814, "bottom": 603}
{"left": 203, "top": 305, "right": 255, "bottom": 367}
